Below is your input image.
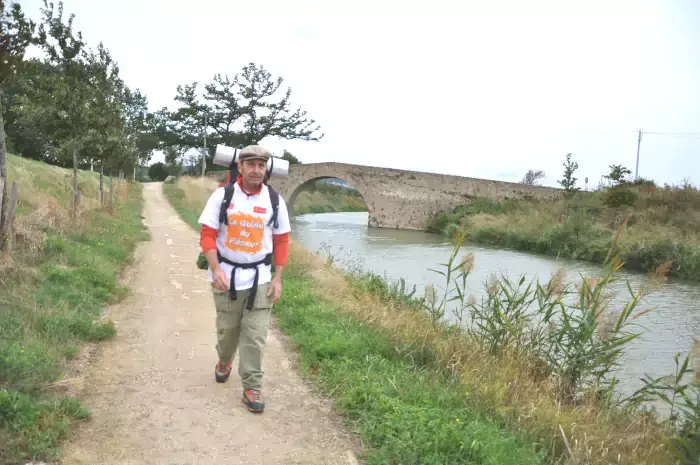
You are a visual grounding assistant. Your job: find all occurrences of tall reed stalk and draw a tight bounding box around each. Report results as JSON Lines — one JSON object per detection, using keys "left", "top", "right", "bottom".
{"left": 422, "top": 221, "right": 700, "bottom": 462}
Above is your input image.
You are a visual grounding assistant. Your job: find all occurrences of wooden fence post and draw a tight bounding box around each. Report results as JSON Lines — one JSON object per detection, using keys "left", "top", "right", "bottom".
{"left": 0, "top": 177, "right": 5, "bottom": 251}
{"left": 109, "top": 174, "right": 114, "bottom": 210}
{"left": 3, "top": 181, "right": 18, "bottom": 251}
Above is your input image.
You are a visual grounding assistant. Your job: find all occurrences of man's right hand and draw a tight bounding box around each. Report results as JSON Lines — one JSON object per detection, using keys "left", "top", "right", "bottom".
{"left": 212, "top": 266, "right": 230, "bottom": 291}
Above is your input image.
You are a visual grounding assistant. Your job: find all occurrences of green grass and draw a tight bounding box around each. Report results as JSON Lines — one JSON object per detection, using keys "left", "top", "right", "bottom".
{"left": 162, "top": 182, "right": 201, "bottom": 230}
{"left": 272, "top": 274, "right": 547, "bottom": 465}
{"left": 1, "top": 155, "right": 148, "bottom": 463}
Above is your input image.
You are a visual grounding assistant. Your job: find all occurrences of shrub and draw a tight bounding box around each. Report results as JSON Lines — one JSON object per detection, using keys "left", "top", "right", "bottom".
{"left": 602, "top": 185, "right": 639, "bottom": 207}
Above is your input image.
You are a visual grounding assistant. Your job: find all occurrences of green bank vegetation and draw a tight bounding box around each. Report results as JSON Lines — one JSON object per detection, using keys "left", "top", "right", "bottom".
{"left": 165, "top": 177, "right": 699, "bottom": 465}
{"left": 292, "top": 180, "right": 367, "bottom": 215}
{"left": 428, "top": 156, "right": 700, "bottom": 281}
{"left": 0, "top": 154, "right": 147, "bottom": 463}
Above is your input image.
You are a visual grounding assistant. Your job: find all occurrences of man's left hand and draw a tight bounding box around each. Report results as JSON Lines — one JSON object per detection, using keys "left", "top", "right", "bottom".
{"left": 267, "top": 276, "right": 282, "bottom": 303}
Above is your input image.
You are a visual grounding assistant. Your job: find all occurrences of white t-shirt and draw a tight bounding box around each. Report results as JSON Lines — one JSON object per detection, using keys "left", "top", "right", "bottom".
{"left": 198, "top": 183, "right": 291, "bottom": 290}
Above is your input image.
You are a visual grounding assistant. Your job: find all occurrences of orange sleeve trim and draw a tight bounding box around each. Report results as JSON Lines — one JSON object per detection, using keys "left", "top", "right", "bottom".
{"left": 200, "top": 224, "right": 218, "bottom": 253}
{"left": 272, "top": 232, "right": 289, "bottom": 266}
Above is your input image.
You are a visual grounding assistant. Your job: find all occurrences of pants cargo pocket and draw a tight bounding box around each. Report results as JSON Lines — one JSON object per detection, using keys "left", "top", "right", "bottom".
{"left": 212, "top": 287, "right": 243, "bottom": 363}
{"left": 239, "top": 282, "right": 273, "bottom": 390}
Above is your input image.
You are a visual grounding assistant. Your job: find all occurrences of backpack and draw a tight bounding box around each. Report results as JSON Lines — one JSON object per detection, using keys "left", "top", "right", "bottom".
{"left": 196, "top": 180, "right": 281, "bottom": 271}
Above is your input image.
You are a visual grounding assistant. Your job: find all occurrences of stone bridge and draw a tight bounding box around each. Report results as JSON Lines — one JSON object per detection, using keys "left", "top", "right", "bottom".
{"left": 209, "top": 163, "right": 562, "bottom": 230}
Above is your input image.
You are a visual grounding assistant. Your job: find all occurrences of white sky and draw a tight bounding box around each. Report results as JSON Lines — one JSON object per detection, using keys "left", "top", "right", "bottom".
{"left": 19, "top": 0, "right": 700, "bottom": 188}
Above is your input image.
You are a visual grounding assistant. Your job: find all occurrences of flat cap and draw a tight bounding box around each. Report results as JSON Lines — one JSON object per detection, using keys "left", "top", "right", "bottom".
{"left": 238, "top": 145, "right": 270, "bottom": 162}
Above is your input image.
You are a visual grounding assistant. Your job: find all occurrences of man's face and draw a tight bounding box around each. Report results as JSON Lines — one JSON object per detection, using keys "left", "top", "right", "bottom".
{"left": 238, "top": 158, "right": 267, "bottom": 186}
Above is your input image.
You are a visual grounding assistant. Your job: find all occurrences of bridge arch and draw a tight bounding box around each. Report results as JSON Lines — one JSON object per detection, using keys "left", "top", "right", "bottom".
{"left": 267, "top": 165, "right": 380, "bottom": 227}
{"left": 287, "top": 176, "right": 377, "bottom": 225}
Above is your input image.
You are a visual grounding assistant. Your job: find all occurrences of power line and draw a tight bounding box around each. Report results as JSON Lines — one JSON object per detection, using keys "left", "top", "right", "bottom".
{"left": 634, "top": 129, "right": 700, "bottom": 179}
{"left": 642, "top": 131, "right": 700, "bottom": 136}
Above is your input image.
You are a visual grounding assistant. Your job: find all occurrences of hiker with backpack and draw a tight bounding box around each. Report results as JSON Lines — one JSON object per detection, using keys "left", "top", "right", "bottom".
{"left": 197, "top": 145, "right": 291, "bottom": 414}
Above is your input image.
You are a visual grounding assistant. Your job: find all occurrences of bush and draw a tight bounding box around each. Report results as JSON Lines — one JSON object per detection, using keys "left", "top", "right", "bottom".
{"left": 147, "top": 162, "right": 168, "bottom": 181}
{"left": 602, "top": 185, "right": 639, "bottom": 207}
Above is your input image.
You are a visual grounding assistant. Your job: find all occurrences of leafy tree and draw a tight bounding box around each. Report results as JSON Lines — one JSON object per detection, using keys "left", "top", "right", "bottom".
{"left": 0, "top": 0, "right": 43, "bottom": 248}
{"left": 15, "top": 0, "right": 90, "bottom": 215}
{"left": 521, "top": 169, "right": 545, "bottom": 186}
{"left": 148, "top": 162, "right": 168, "bottom": 181}
{"left": 280, "top": 149, "right": 301, "bottom": 164}
{"left": 603, "top": 164, "right": 632, "bottom": 186}
{"left": 558, "top": 153, "right": 580, "bottom": 195}
{"left": 81, "top": 42, "right": 124, "bottom": 203}
{"left": 163, "top": 145, "right": 184, "bottom": 176}
{"left": 161, "top": 62, "right": 322, "bottom": 171}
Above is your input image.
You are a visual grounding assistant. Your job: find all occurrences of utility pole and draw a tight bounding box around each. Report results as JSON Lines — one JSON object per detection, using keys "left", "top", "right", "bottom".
{"left": 634, "top": 129, "right": 642, "bottom": 179}
{"left": 201, "top": 113, "right": 208, "bottom": 177}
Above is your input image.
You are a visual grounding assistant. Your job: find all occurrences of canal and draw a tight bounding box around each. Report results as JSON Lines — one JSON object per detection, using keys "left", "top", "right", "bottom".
{"left": 290, "top": 211, "right": 700, "bottom": 411}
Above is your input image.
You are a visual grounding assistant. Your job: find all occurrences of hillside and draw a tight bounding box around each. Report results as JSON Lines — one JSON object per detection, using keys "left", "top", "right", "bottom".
{"left": 428, "top": 180, "right": 700, "bottom": 280}
{"left": 0, "top": 154, "right": 147, "bottom": 463}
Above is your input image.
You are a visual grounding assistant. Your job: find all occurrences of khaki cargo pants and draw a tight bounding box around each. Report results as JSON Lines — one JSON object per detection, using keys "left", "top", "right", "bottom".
{"left": 212, "top": 281, "right": 273, "bottom": 391}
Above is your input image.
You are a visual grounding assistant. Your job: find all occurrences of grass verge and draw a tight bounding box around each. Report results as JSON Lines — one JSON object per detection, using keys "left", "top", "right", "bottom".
{"left": 274, "top": 272, "right": 547, "bottom": 464}
{"left": 1, "top": 154, "right": 148, "bottom": 464}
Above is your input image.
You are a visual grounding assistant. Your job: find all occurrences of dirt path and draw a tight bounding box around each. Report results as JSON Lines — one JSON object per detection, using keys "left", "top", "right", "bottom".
{"left": 59, "top": 183, "right": 361, "bottom": 465}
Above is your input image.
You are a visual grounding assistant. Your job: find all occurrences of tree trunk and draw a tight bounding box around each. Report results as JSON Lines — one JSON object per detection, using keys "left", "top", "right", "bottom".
{"left": 71, "top": 145, "right": 79, "bottom": 219}
{"left": 73, "top": 146, "right": 79, "bottom": 193}
{"left": 109, "top": 174, "right": 114, "bottom": 210}
{"left": 0, "top": 91, "right": 9, "bottom": 250}
{"left": 133, "top": 166, "right": 136, "bottom": 182}
{"left": 100, "top": 160, "right": 104, "bottom": 204}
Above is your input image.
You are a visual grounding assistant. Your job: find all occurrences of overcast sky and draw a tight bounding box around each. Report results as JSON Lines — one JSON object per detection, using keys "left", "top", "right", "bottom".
{"left": 19, "top": 0, "right": 700, "bottom": 188}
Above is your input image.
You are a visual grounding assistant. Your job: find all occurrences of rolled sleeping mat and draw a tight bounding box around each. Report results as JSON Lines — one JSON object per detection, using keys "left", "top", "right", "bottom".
{"left": 213, "top": 144, "right": 290, "bottom": 178}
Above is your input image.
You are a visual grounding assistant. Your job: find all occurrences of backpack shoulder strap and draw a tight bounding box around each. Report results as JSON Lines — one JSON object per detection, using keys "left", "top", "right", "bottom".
{"left": 266, "top": 184, "right": 280, "bottom": 229}
{"left": 219, "top": 183, "right": 235, "bottom": 225}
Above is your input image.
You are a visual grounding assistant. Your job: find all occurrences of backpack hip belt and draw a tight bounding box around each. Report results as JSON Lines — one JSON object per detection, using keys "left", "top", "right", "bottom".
{"left": 217, "top": 251, "right": 272, "bottom": 310}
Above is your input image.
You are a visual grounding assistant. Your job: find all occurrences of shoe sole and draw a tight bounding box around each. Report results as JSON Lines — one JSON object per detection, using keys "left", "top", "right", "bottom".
{"left": 242, "top": 397, "right": 264, "bottom": 413}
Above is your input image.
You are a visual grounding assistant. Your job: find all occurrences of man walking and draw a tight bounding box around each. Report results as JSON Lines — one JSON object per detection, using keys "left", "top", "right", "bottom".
{"left": 198, "top": 145, "right": 291, "bottom": 413}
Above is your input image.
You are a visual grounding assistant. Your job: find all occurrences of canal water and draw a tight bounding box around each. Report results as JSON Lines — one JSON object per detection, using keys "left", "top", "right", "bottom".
{"left": 290, "top": 211, "right": 700, "bottom": 411}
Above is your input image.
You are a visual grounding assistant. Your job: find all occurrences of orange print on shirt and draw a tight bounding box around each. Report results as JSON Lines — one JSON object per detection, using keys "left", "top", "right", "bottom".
{"left": 224, "top": 212, "right": 265, "bottom": 254}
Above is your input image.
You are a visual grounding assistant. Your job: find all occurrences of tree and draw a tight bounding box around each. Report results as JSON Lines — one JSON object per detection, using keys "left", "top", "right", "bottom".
{"left": 521, "top": 169, "right": 545, "bottom": 186}
{"left": 148, "top": 162, "right": 168, "bottom": 181}
{"left": 558, "top": 153, "right": 580, "bottom": 194}
{"left": 0, "top": 0, "right": 43, "bottom": 248}
{"left": 163, "top": 145, "right": 184, "bottom": 176}
{"left": 603, "top": 164, "right": 632, "bottom": 186}
{"left": 81, "top": 41, "right": 124, "bottom": 203}
{"left": 15, "top": 0, "right": 90, "bottom": 216}
{"left": 161, "top": 62, "right": 322, "bottom": 171}
{"left": 279, "top": 149, "right": 301, "bottom": 164}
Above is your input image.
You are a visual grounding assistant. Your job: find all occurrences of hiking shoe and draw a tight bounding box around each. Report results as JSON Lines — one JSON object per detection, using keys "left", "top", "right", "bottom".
{"left": 242, "top": 389, "right": 264, "bottom": 413}
{"left": 215, "top": 360, "right": 232, "bottom": 383}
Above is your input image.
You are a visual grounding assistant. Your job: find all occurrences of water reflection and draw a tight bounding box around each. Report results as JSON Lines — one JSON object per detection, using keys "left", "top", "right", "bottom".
{"left": 291, "top": 211, "right": 700, "bottom": 406}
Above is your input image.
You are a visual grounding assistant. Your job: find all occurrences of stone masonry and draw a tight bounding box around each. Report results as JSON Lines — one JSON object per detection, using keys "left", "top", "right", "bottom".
{"left": 208, "top": 163, "right": 563, "bottom": 230}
